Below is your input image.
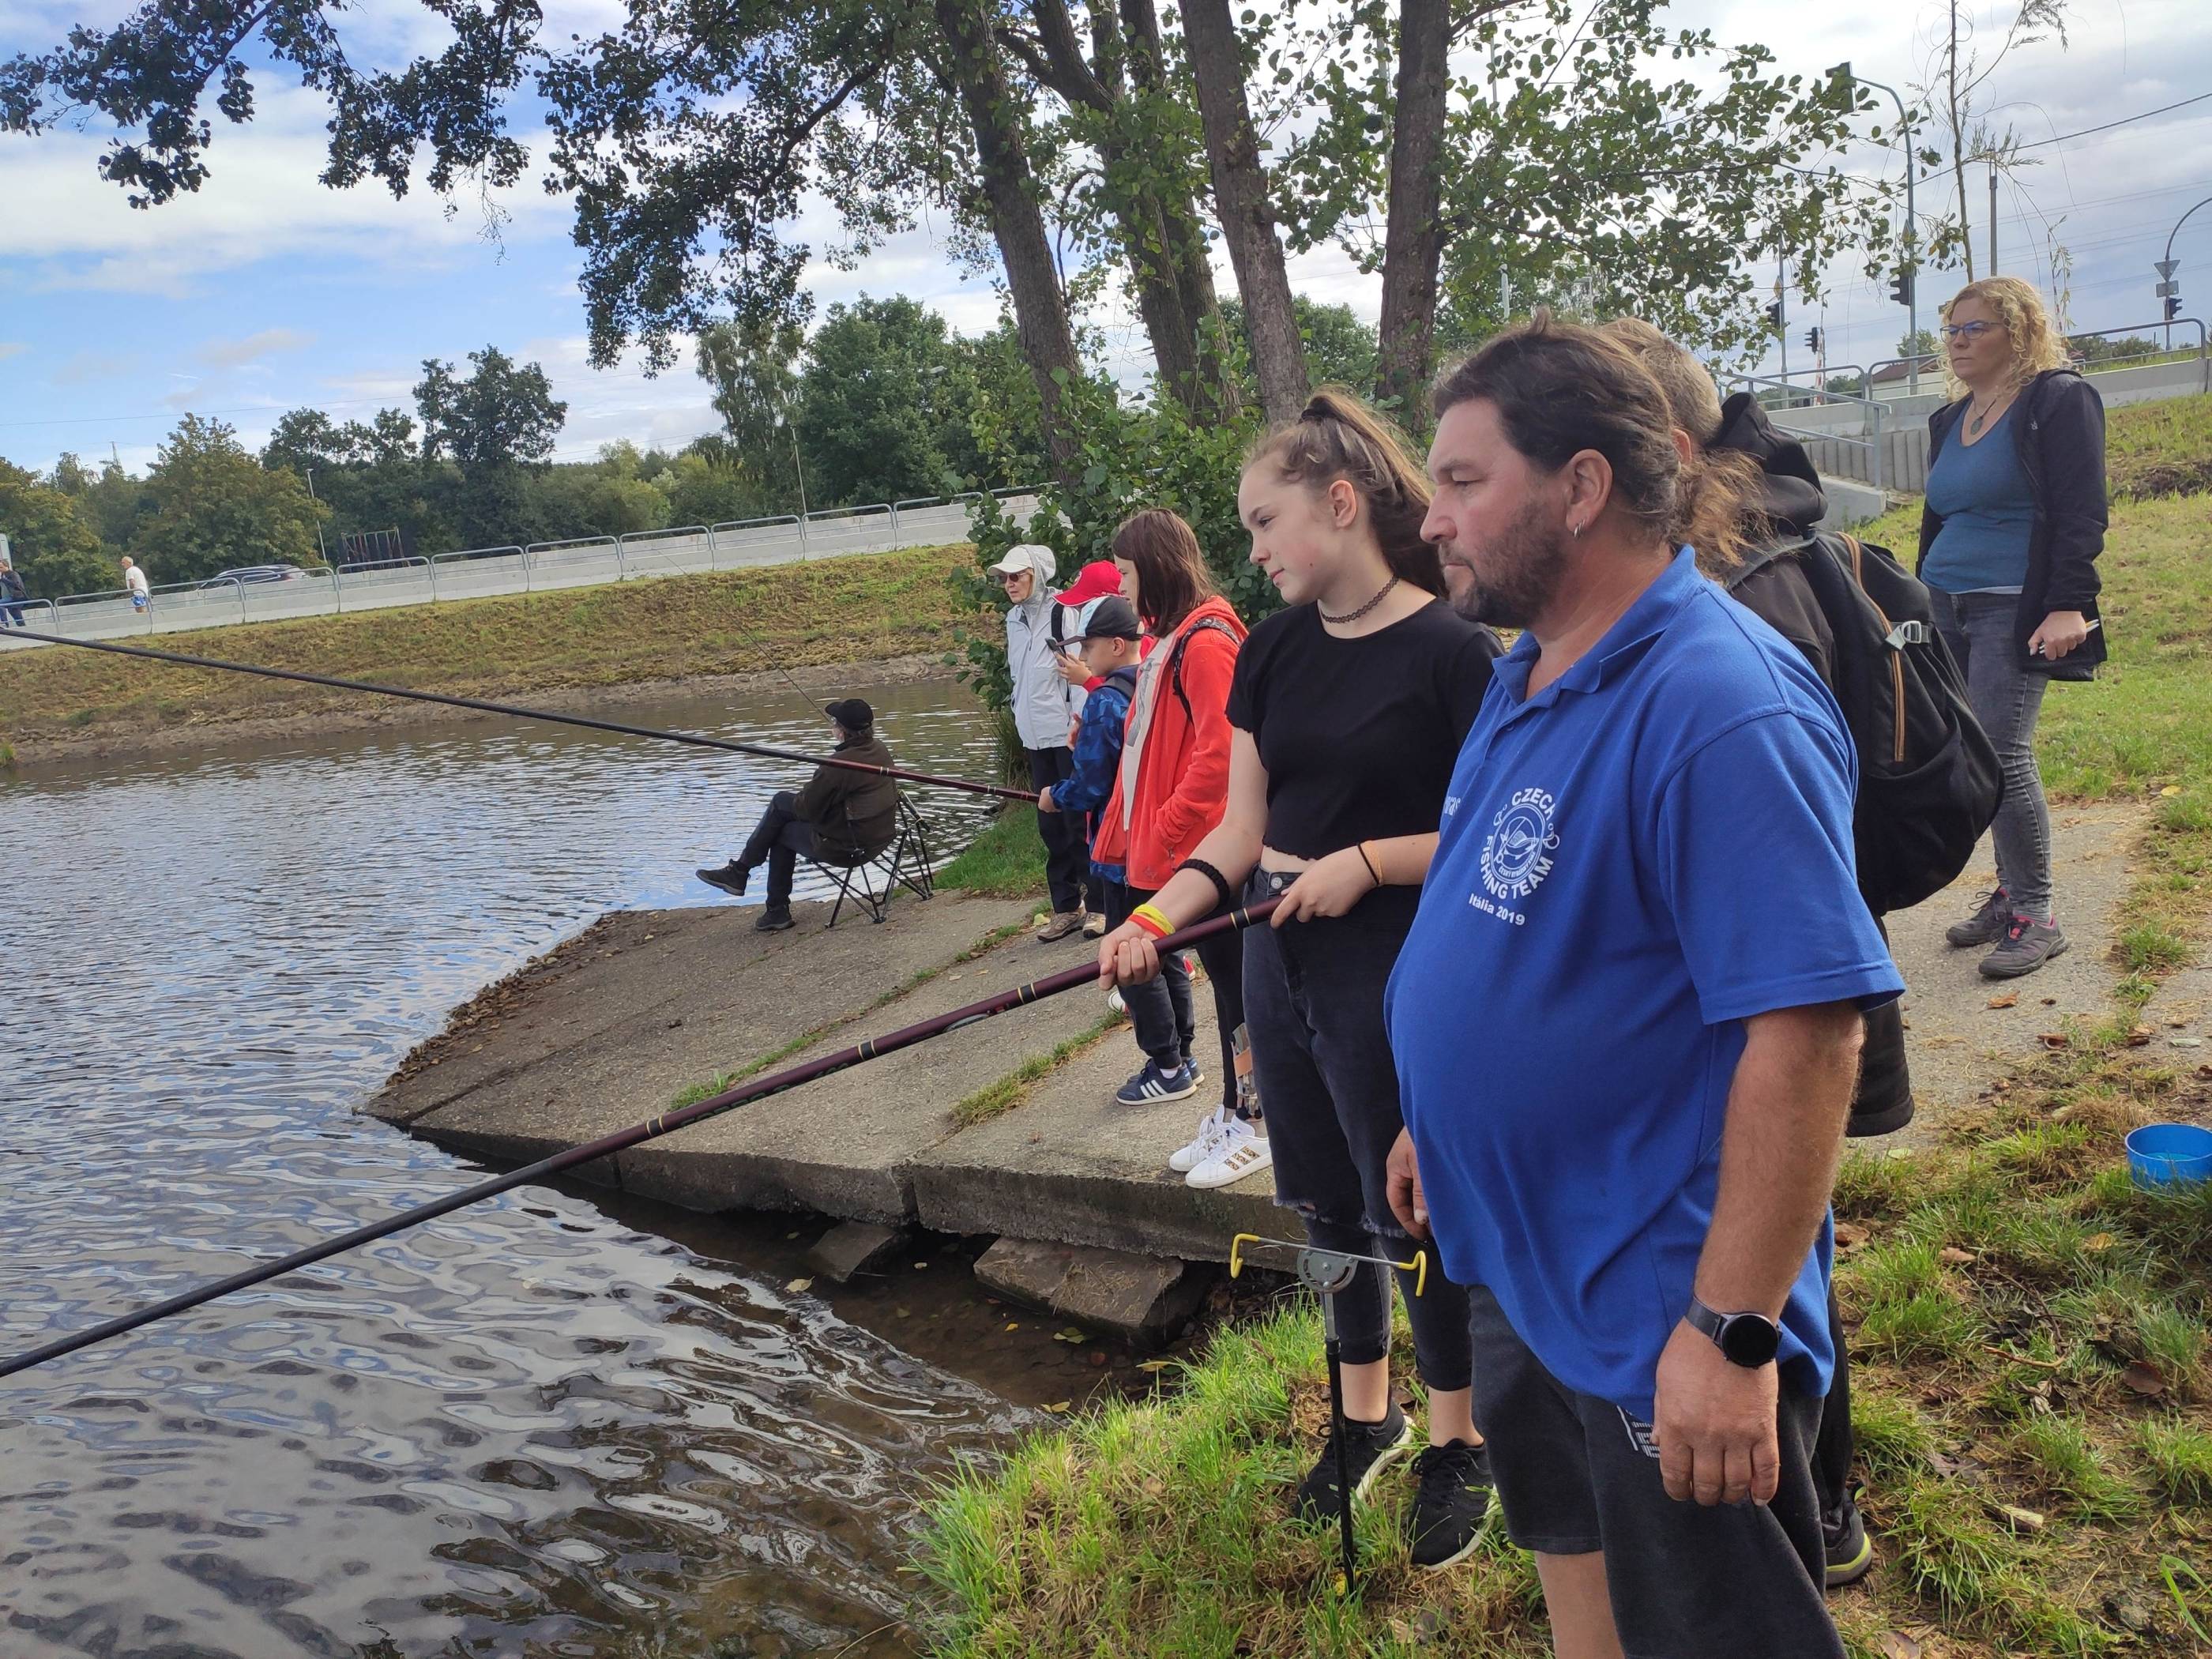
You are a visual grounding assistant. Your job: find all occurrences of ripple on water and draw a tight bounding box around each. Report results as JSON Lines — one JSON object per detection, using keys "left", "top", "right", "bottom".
{"left": 0, "top": 684, "right": 1021, "bottom": 1657}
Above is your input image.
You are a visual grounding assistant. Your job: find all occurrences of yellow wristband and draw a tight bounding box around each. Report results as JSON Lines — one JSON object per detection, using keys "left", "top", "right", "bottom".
{"left": 1130, "top": 903, "right": 1175, "bottom": 939}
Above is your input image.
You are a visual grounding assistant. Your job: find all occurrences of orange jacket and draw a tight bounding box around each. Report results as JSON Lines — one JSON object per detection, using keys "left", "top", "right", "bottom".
{"left": 1093, "top": 596, "right": 1246, "bottom": 891}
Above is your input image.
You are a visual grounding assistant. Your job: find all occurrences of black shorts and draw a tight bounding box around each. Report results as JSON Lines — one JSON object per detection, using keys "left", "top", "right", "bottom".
{"left": 1469, "top": 1285, "right": 1842, "bottom": 1659}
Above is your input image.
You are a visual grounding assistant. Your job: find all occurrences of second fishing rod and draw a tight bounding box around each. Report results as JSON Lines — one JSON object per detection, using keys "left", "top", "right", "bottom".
{"left": 7, "top": 627, "right": 1036, "bottom": 803}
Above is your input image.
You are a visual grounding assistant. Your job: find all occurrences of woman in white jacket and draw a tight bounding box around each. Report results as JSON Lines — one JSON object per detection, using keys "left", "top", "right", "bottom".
{"left": 990, "top": 543, "right": 1093, "bottom": 939}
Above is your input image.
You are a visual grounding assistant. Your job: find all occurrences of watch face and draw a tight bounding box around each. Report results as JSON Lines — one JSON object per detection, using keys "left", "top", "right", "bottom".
{"left": 1721, "top": 1314, "right": 1781, "bottom": 1367}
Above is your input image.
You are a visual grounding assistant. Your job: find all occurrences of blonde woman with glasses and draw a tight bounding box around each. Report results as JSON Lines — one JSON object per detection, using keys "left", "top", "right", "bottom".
{"left": 1920, "top": 276, "right": 2109, "bottom": 980}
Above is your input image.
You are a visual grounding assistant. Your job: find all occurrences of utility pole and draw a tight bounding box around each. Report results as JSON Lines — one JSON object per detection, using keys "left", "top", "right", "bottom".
{"left": 303, "top": 468, "right": 330, "bottom": 567}
{"left": 1833, "top": 65, "right": 1920, "bottom": 394}
{"left": 1988, "top": 163, "right": 1998, "bottom": 276}
{"left": 1777, "top": 242, "right": 1789, "bottom": 401}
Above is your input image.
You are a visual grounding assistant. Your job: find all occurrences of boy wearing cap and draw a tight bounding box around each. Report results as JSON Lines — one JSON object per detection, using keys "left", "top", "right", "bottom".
{"left": 1044, "top": 596, "right": 1201, "bottom": 1104}
{"left": 696, "top": 698, "right": 901, "bottom": 931}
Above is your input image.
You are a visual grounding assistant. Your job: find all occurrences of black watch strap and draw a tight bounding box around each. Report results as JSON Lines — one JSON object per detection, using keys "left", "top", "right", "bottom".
{"left": 1687, "top": 1296, "right": 1781, "bottom": 1367}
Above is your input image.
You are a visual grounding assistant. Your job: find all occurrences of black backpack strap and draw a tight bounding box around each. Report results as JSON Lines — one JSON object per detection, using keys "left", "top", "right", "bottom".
{"left": 1721, "top": 534, "right": 1817, "bottom": 592}
{"left": 1167, "top": 615, "right": 1240, "bottom": 722}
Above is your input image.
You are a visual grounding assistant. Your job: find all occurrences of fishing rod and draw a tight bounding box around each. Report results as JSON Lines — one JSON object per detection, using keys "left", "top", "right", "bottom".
{"left": 0, "top": 897, "right": 1280, "bottom": 1382}
{"left": 5, "top": 628, "right": 1036, "bottom": 803}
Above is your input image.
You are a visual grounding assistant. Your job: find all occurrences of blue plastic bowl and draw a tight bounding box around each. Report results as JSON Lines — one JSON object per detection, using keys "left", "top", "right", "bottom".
{"left": 2126, "top": 1123, "right": 2212, "bottom": 1188}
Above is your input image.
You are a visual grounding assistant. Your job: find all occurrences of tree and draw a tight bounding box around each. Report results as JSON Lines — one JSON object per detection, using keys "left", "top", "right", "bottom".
{"left": 0, "top": 459, "right": 112, "bottom": 598}
{"left": 414, "top": 348, "right": 566, "bottom": 468}
{"left": 792, "top": 295, "right": 984, "bottom": 507}
{"left": 128, "top": 416, "right": 326, "bottom": 584}
{"left": 695, "top": 317, "right": 807, "bottom": 514}
{"left": 1898, "top": 327, "right": 1940, "bottom": 359}
{"left": 1917, "top": 0, "right": 2069, "bottom": 282}
{"left": 1219, "top": 295, "right": 1379, "bottom": 393}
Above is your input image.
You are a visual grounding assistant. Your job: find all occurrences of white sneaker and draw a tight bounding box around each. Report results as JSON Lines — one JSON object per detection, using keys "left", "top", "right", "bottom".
{"left": 1107, "top": 985, "right": 1126, "bottom": 1016}
{"left": 1168, "top": 1105, "right": 1229, "bottom": 1173}
{"left": 1187, "top": 1117, "right": 1272, "bottom": 1190}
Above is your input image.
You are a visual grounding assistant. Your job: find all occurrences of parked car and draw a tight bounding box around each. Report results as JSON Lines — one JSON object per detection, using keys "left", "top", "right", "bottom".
{"left": 198, "top": 565, "right": 307, "bottom": 589}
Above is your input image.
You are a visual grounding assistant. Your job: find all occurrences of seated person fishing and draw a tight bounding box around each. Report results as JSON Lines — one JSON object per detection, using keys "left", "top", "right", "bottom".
{"left": 696, "top": 698, "right": 901, "bottom": 932}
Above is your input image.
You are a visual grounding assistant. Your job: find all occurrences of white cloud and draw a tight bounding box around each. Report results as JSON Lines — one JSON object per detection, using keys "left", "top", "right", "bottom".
{"left": 199, "top": 328, "right": 316, "bottom": 369}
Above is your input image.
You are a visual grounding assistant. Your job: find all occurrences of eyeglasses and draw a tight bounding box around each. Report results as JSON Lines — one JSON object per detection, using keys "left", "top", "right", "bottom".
{"left": 1939, "top": 321, "right": 1998, "bottom": 343}
{"left": 997, "top": 572, "right": 1028, "bottom": 585}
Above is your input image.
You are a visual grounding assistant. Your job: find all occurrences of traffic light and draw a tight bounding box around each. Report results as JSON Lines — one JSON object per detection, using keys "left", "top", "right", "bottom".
{"left": 1889, "top": 266, "right": 1916, "bottom": 308}
{"left": 2168, "top": 295, "right": 2184, "bottom": 322}
{"left": 1804, "top": 327, "right": 1825, "bottom": 353}
{"left": 1765, "top": 300, "right": 1784, "bottom": 333}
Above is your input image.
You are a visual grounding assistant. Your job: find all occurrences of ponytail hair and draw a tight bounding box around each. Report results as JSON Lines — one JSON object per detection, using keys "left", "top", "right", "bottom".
{"left": 1243, "top": 387, "right": 1445, "bottom": 596}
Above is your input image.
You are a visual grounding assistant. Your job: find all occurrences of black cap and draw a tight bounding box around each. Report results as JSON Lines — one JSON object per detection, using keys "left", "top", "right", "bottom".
{"left": 825, "top": 698, "right": 874, "bottom": 731}
{"left": 1070, "top": 594, "right": 1142, "bottom": 642}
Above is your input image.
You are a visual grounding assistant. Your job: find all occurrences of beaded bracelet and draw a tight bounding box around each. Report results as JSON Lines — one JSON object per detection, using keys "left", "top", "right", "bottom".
{"left": 1130, "top": 903, "right": 1176, "bottom": 939}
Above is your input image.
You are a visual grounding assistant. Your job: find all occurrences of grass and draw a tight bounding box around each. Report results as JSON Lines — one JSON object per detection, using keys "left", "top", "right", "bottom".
{"left": 0, "top": 540, "right": 980, "bottom": 747}
{"left": 938, "top": 806, "right": 1051, "bottom": 898}
{"left": 950, "top": 1016, "right": 1123, "bottom": 1128}
{"left": 916, "top": 404, "right": 2212, "bottom": 1655}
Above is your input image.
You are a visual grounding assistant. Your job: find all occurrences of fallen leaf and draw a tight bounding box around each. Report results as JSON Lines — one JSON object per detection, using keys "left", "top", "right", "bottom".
{"left": 2162, "top": 784, "right": 2184, "bottom": 797}
{"left": 1987, "top": 993, "right": 2019, "bottom": 1009}
{"left": 2123, "top": 1360, "right": 2168, "bottom": 1398}
{"left": 784, "top": 1277, "right": 812, "bottom": 1294}
{"left": 2038, "top": 1032, "right": 2071, "bottom": 1048}
{"left": 1992, "top": 1501, "right": 2047, "bottom": 1532}
{"left": 1004, "top": 1322, "right": 1021, "bottom": 1332}
{"left": 1872, "top": 1634, "right": 1924, "bottom": 1659}
{"left": 2128, "top": 1024, "right": 2155, "bottom": 1047}
{"left": 1040, "top": 1400, "right": 1070, "bottom": 1413}
{"left": 2042, "top": 997, "right": 2057, "bottom": 1006}
{"left": 1052, "top": 1327, "right": 1089, "bottom": 1344}
{"left": 2083, "top": 1232, "right": 2116, "bottom": 1252}
{"left": 1834, "top": 1221, "right": 1869, "bottom": 1250}
{"left": 1939, "top": 1246, "right": 1977, "bottom": 1266}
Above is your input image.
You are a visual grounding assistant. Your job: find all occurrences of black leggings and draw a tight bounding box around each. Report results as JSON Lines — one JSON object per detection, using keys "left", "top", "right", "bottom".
{"left": 1243, "top": 871, "right": 1473, "bottom": 1391}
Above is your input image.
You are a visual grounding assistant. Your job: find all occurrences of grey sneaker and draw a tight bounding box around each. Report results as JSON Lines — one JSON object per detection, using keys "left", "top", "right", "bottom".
{"left": 1945, "top": 886, "right": 2010, "bottom": 949}
{"left": 1036, "top": 909, "right": 1086, "bottom": 942}
{"left": 1980, "top": 913, "right": 2068, "bottom": 979}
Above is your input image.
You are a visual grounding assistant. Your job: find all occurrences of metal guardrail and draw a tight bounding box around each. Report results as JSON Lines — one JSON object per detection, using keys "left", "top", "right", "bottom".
{"left": 11, "top": 485, "right": 1047, "bottom": 646}
{"left": 1866, "top": 319, "right": 2209, "bottom": 397}
{"left": 0, "top": 596, "right": 58, "bottom": 638}
{"left": 1721, "top": 371, "right": 1886, "bottom": 491}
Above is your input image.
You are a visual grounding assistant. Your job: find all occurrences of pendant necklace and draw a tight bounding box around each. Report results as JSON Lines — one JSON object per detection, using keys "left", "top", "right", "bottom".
{"left": 1319, "top": 574, "right": 1400, "bottom": 626}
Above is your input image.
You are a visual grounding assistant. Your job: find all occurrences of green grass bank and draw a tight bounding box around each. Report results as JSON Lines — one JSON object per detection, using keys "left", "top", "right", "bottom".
{"left": 916, "top": 398, "right": 2212, "bottom": 1657}
{"left": 0, "top": 541, "right": 979, "bottom": 750}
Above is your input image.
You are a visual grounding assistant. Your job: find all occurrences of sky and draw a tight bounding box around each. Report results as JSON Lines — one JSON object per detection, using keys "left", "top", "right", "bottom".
{"left": 1, "top": 0, "right": 2207, "bottom": 477}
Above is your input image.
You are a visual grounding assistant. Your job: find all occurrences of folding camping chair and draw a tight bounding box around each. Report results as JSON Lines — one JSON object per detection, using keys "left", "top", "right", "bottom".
{"left": 807, "top": 792, "right": 936, "bottom": 927}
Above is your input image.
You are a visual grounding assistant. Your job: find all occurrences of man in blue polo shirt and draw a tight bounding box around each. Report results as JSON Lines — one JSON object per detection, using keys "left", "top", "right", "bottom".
{"left": 1385, "top": 314, "right": 1902, "bottom": 1659}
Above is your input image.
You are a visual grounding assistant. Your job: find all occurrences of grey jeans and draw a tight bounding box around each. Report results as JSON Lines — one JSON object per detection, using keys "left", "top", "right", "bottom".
{"left": 1932, "top": 589, "right": 2055, "bottom": 920}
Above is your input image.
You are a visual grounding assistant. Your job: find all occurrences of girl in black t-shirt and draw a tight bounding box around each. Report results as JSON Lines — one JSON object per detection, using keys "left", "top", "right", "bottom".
{"left": 1097, "top": 390, "right": 1500, "bottom": 1567}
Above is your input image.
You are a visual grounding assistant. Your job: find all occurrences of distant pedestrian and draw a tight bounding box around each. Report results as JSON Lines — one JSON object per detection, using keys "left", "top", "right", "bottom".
{"left": 991, "top": 544, "right": 1093, "bottom": 940}
{"left": 1389, "top": 313, "right": 1900, "bottom": 1658}
{"left": 0, "top": 556, "right": 26, "bottom": 628}
{"left": 1922, "top": 276, "right": 2109, "bottom": 980}
{"left": 695, "top": 698, "right": 900, "bottom": 932}
{"left": 121, "top": 556, "right": 150, "bottom": 613}
{"left": 1049, "top": 559, "right": 1134, "bottom": 939}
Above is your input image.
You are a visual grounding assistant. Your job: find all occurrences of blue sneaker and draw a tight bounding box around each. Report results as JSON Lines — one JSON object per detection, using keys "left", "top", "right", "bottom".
{"left": 1116, "top": 1059, "right": 1199, "bottom": 1105}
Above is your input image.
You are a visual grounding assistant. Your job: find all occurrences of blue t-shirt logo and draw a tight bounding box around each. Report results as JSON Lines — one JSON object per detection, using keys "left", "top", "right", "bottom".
{"left": 1479, "top": 786, "right": 1559, "bottom": 908}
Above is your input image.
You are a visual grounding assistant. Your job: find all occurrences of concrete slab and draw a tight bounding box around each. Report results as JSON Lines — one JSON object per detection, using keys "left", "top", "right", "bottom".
{"left": 611, "top": 924, "right": 1111, "bottom": 1220}
{"left": 912, "top": 984, "right": 1282, "bottom": 1262}
{"left": 369, "top": 891, "right": 1031, "bottom": 1157}
{"left": 972, "top": 1237, "right": 1206, "bottom": 1346}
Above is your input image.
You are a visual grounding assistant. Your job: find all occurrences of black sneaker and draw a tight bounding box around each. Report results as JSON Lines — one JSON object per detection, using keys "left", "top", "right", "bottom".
{"left": 1408, "top": 1439, "right": 1495, "bottom": 1571}
{"left": 697, "top": 862, "right": 750, "bottom": 898}
{"left": 1295, "top": 1401, "right": 1413, "bottom": 1521}
{"left": 1823, "top": 1497, "right": 1875, "bottom": 1589}
{"left": 1944, "top": 886, "right": 2009, "bottom": 949}
{"left": 754, "top": 905, "right": 795, "bottom": 933}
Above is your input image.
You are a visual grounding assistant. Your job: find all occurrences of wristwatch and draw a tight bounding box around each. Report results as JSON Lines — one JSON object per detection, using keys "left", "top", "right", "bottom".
{"left": 1685, "top": 1296, "right": 1781, "bottom": 1368}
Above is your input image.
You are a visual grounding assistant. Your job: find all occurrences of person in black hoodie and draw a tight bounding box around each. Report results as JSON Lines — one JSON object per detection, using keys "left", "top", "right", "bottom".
{"left": 1919, "top": 276, "right": 2108, "bottom": 980}
{"left": 696, "top": 698, "right": 901, "bottom": 931}
{"left": 1604, "top": 318, "right": 1910, "bottom": 1593}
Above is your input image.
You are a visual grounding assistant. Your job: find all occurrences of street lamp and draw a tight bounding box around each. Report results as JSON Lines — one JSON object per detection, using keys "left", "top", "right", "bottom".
{"left": 2161, "top": 196, "right": 2211, "bottom": 352}
{"left": 1833, "top": 62, "right": 1921, "bottom": 395}
{"left": 303, "top": 467, "right": 330, "bottom": 566}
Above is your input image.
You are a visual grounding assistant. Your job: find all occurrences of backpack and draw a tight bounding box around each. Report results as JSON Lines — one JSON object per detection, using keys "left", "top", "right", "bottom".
{"left": 1727, "top": 532, "right": 2002, "bottom": 915}
{"left": 1164, "top": 615, "right": 1242, "bottom": 723}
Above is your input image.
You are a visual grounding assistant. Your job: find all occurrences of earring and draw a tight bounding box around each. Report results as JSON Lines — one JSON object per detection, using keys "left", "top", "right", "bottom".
{"left": 1570, "top": 521, "right": 1583, "bottom": 540}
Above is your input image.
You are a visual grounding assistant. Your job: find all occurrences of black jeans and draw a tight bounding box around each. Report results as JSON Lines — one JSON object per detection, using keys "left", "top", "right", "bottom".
{"left": 1105, "top": 882, "right": 1193, "bottom": 1070}
{"left": 1243, "top": 870, "right": 1472, "bottom": 1390}
{"left": 739, "top": 789, "right": 818, "bottom": 908}
{"left": 1026, "top": 746, "right": 1096, "bottom": 916}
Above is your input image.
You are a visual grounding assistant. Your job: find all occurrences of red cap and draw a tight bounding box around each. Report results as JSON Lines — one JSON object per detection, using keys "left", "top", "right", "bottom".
{"left": 1055, "top": 559, "right": 1125, "bottom": 607}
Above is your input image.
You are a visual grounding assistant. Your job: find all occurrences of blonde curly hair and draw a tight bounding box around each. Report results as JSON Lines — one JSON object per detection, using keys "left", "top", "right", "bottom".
{"left": 1942, "top": 276, "right": 2070, "bottom": 396}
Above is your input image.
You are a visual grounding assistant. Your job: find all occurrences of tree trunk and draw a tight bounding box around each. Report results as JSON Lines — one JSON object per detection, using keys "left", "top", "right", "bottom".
{"left": 1372, "top": 0, "right": 1450, "bottom": 418}
{"left": 935, "top": 0, "right": 1085, "bottom": 483}
{"left": 1179, "top": 0, "right": 1307, "bottom": 425}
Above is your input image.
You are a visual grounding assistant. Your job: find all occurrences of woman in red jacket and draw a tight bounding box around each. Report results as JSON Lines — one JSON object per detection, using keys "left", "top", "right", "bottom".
{"left": 1093, "top": 510, "right": 1262, "bottom": 1190}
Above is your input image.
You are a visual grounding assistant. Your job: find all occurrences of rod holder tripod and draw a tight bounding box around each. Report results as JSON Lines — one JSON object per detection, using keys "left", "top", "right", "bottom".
{"left": 1228, "top": 1233, "right": 1428, "bottom": 1589}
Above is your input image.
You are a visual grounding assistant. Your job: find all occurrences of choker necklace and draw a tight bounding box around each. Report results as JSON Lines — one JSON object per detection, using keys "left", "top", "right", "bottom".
{"left": 1319, "top": 573, "right": 1400, "bottom": 626}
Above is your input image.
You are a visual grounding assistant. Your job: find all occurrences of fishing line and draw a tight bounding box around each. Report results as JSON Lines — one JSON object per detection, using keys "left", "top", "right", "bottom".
{"left": 5, "top": 628, "right": 1036, "bottom": 803}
